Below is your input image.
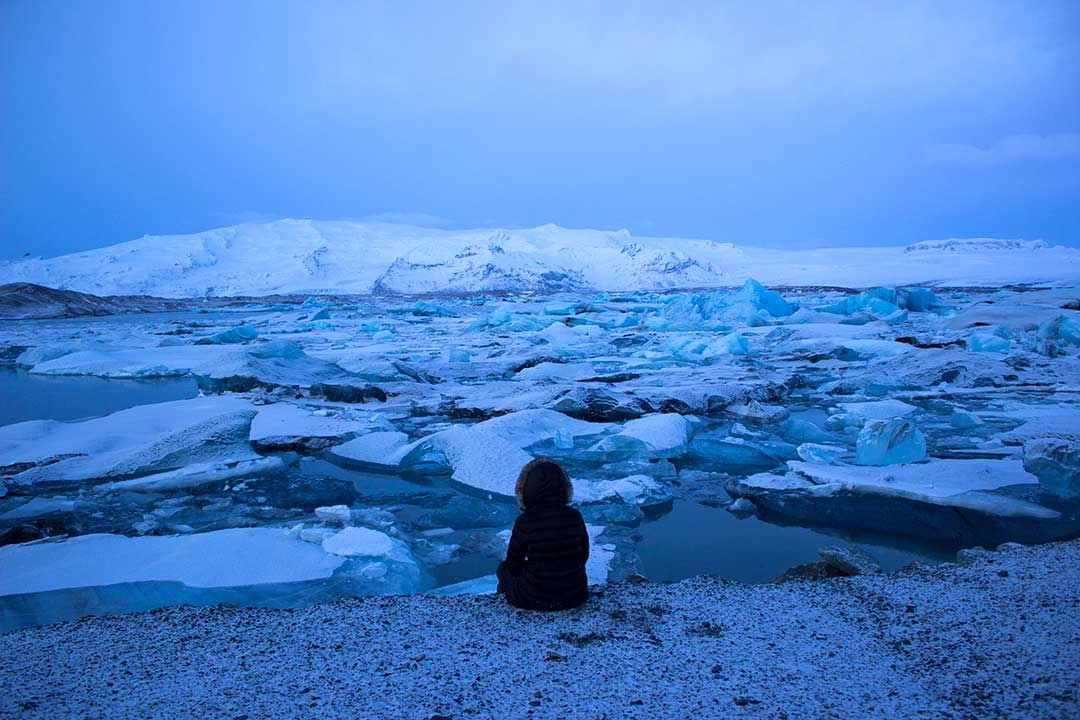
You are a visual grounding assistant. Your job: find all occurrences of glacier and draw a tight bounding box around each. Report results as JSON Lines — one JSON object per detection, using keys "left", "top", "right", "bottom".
{"left": 1, "top": 219, "right": 1079, "bottom": 297}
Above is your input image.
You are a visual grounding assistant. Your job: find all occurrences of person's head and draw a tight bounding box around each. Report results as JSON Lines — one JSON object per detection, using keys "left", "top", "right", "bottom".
{"left": 515, "top": 457, "right": 573, "bottom": 510}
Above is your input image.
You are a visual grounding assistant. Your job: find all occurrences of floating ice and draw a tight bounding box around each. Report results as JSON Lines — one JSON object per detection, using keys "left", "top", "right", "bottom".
{"left": 970, "top": 331, "right": 1011, "bottom": 353}
{"left": 950, "top": 408, "right": 984, "bottom": 429}
{"left": 249, "top": 403, "right": 373, "bottom": 452}
{"left": 586, "top": 413, "right": 693, "bottom": 462}
{"left": 573, "top": 474, "right": 672, "bottom": 509}
{"left": 1022, "top": 438, "right": 1080, "bottom": 499}
{"left": 413, "top": 410, "right": 610, "bottom": 496}
{"left": 0, "top": 396, "right": 258, "bottom": 486}
{"left": 663, "top": 279, "right": 795, "bottom": 327}
{"left": 196, "top": 324, "right": 258, "bottom": 345}
{"left": 314, "top": 505, "right": 352, "bottom": 525}
{"left": 726, "top": 497, "right": 757, "bottom": 518}
{"left": 855, "top": 418, "right": 927, "bottom": 466}
{"left": 97, "top": 456, "right": 286, "bottom": 493}
{"left": 690, "top": 437, "right": 782, "bottom": 473}
{"left": 321, "top": 526, "right": 395, "bottom": 557}
{"left": 738, "top": 458, "right": 1057, "bottom": 518}
{"left": 797, "top": 443, "right": 847, "bottom": 465}
{"left": 327, "top": 431, "right": 412, "bottom": 472}
{"left": 0, "top": 528, "right": 346, "bottom": 595}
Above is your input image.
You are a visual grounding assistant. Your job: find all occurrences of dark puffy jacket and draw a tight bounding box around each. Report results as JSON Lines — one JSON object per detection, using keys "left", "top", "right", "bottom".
{"left": 499, "top": 468, "right": 589, "bottom": 610}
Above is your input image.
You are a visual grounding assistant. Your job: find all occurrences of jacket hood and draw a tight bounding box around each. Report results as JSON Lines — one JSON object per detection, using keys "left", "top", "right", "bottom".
{"left": 515, "top": 458, "right": 572, "bottom": 510}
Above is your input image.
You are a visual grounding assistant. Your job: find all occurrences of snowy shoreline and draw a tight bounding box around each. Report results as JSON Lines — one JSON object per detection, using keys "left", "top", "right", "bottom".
{"left": 2, "top": 539, "right": 1077, "bottom": 719}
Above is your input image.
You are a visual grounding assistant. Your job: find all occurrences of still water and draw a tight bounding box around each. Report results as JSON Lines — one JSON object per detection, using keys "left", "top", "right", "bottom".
{"left": 0, "top": 367, "right": 198, "bottom": 425}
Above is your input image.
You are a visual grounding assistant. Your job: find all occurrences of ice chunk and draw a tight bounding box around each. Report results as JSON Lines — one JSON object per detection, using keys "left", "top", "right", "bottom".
{"left": 896, "top": 287, "right": 947, "bottom": 312}
{"left": 836, "top": 399, "right": 917, "bottom": 422}
{"left": 412, "top": 410, "right": 610, "bottom": 496}
{"left": 665, "top": 332, "right": 750, "bottom": 358}
{"left": 970, "top": 331, "right": 1010, "bottom": 353}
{"left": 797, "top": 443, "right": 847, "bottom": 464}
{"left": 448, "top": 347, "right": 471, "bottom": 363}
{"left": 0, "top": 396, "right": 258, "bottom": 486}
{"left": 0, "top": 528, "right": 346, "bottom": 595}
{"left": 779, "top": 459, "right": 1057, "bottom": 518}
{"left": 428, "top": 574, "right": 500, "bottom": 596}
{"left": 663, "top": 279, "right": 795, "bottom": 327}
{"left": 27, "top": 345, "right": 241, "bottom": 379}
{"left": 399, "top": 440, "right": 454, "bottom": 477}
{"left": 819, "top": 286, "right": 935, "bottom": 319}
{"left": 327, "top": 431, "right": 412, "bottom": 472}
{"left": 1022, "top": 438, "right": 1079, "bottom": 499}
{"left": 573, "top": 474, "right": 673, "bottom": 508}
{"left": 194, "top": 340, "right": 355, "bottom": 393}
{"left": 314, "top": 505, "right": 352, "bottom": 525}
{"left": 0, "top": 496, "right": 80, "bottom": 521}
{"left": 586, "top": 413, "right": 693, "bottom": 462}
{"left": 690, "top": 437, "right": 782, "bottom": 472}
{"left": 321, "top": 526, "right": 395, "bottom": 557}
{"left": 96, "top": 456, "right": 286, "bottom": 493}
{"left": 249, "top": 403, "right": 373, "bottom": 451}
{"left": 950, "top": 408, "right": 984, "bottom": 429}
{"left": 195, "top": 324, "right": 258, "bottom": 345}
{"left": 855, "top": 418, "right": 927, "bottom": 466}
{"left": 724, "top": 399, "right": 789, "bottom": 424}
{"left": 726, "top": 498, "right": 757, "bottom": 518}
{"left": 776, "top": 418, "right": 834, "bottom": 444}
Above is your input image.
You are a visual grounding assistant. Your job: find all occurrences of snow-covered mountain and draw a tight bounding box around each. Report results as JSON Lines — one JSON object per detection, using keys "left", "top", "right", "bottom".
{"left": 2, "top": 219, "right": 1078, "bottom": 297}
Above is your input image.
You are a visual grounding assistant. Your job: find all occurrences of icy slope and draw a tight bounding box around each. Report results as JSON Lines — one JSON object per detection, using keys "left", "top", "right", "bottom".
{"left": 2, "top": 219, "right": 1078, "bottom": 297}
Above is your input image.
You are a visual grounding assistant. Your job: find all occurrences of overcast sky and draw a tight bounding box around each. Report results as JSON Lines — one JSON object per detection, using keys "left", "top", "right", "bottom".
{"left": 2, "top": 0, "right": 1078, "bottom": 258}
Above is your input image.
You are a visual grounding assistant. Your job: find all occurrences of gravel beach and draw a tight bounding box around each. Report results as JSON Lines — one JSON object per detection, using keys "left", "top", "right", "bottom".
{"left": 2, "top": 540, "right": 1078, "bottom": 720}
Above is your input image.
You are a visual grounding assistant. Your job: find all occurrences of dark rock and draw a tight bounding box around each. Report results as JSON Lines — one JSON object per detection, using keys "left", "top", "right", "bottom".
{"left": 309, "top": 383, "right": 387, "bottom": 403}
{"left": 773, "top": 562, "right": 846, "bottom": 583}
{"left": 817, "top": 545, "right": 882, "bottom": 576}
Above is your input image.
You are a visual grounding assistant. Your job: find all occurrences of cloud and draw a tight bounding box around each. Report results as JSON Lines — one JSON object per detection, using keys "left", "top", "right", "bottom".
{"left": 307, "top": 1, "right": 1080, "bottom": 117}
{"left": 923, "top": 133, "right": 1080, "bottom": 166}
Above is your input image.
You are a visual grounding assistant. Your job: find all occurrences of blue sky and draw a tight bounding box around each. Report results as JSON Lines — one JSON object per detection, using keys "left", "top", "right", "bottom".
{"left": 2, "top": 0, "right": 1079, "bottom": 258}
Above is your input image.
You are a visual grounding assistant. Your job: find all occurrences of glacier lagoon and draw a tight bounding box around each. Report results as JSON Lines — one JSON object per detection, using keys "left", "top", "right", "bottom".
{"left": 1, "top": 282, "right": 1078, "bottom": 631}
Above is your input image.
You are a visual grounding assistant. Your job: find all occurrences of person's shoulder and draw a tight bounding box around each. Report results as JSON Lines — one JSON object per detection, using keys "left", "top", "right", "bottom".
{"left": 563, "top": 505, "right": 586, "bottom": 522}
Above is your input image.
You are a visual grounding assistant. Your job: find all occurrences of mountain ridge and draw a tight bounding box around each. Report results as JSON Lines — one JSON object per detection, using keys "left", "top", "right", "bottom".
{"left": 2, "top": 219, "right": 1077, "bottom": 298}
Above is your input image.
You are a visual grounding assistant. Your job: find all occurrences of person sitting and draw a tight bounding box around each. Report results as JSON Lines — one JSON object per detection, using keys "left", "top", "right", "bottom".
{"left": 496, "top": 457, "right": 590, "bottom": 610}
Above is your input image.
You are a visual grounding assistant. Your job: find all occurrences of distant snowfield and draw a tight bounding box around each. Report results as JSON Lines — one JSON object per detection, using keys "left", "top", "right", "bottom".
{"left": 2, "top": 219, "right": 1078, "bottom": 297}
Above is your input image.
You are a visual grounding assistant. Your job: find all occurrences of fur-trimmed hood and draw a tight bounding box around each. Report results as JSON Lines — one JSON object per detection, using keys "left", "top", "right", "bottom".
{"left": 515, "top": 457, "right": 573, "bottom": 510}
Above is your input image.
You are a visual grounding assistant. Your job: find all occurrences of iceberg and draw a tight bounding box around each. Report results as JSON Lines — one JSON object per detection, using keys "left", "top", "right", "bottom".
{"left": 585, "top": 413, "right": 693, "bottom": 462}
{"left": 1022, "top": 438, "right": 1080, "bottom": 499}
{"left": 855, "top": 418, "right": 927, "bottom": 466}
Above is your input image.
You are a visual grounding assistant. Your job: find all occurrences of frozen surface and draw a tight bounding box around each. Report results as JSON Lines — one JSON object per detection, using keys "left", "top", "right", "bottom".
{"left": 0, "top": 528, "right": 346, "bottom": 594}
